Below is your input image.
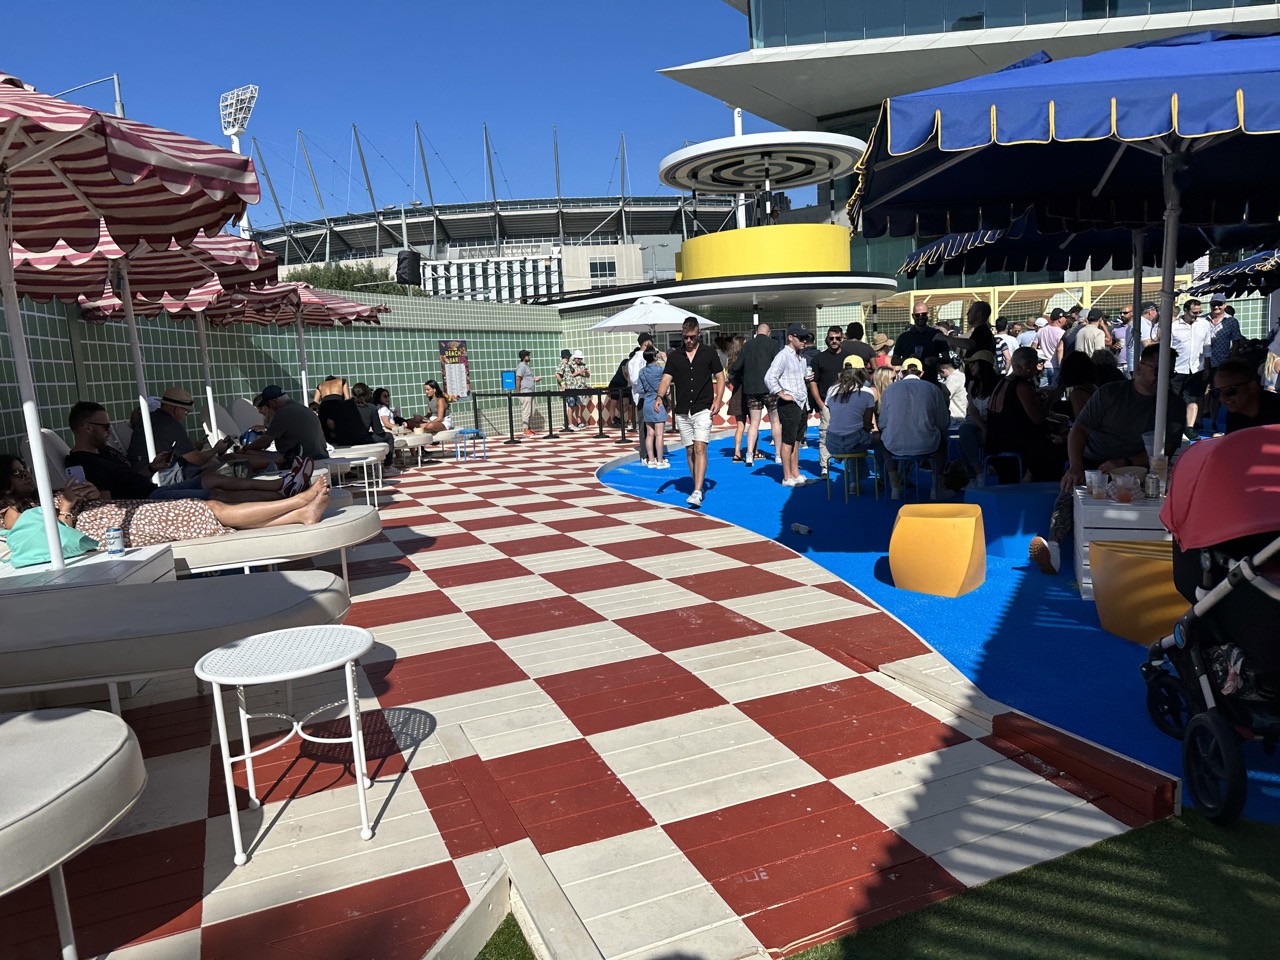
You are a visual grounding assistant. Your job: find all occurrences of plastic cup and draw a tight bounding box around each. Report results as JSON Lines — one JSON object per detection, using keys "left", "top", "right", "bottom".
{"left": 1142, "top": 430, "right": 1157, "bottom": 461}
{"left": 1085, "top": 469, "right": 1107, "bottom": 499}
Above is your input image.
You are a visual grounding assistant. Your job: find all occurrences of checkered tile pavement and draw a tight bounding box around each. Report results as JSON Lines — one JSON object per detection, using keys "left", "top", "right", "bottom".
{"left": 0, "top": 431, "right": 1160, "bottom": 959}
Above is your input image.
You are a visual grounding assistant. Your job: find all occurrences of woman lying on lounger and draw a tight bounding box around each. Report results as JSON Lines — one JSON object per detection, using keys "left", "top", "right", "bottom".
{"left": 0, "top": 454, "right": 330, "bottom": 549}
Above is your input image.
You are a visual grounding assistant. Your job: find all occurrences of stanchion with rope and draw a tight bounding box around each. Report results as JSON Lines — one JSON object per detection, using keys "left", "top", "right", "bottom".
{"left": 504, "top": 393, "right": 520, "bottom": 445}
{"left": 543, "top": 394, "right": 560, "bottom": 439}
{"left": 616, "top": 396, "right": 632, "bottom": 445}
{"left": 594, "top": 388, "right": 607, "bottom": 438}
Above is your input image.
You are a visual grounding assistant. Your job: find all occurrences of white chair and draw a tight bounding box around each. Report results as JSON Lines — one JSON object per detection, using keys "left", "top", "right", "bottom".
{"left": 231, "top": 398, "right": 261, "bottom": 436}
{"left": 207, "top": 402, "right": 241, "bottom": 444}
{"left": 20, "top": 428, "right": 69, "bottom": 492}
{"left": 0, "top": 709, "right": 146, "bottom": 960}
{"left": 109, "top": 420, "right": 133, "bottom": 455}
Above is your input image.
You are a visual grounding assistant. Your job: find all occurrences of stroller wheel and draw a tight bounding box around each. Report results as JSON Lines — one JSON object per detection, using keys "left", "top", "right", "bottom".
{"left": 1147, "top": 672, "right": 1194, "bottom": 739}
{"left": 1182, "top": 710, "right": 1247, "bottom": 825}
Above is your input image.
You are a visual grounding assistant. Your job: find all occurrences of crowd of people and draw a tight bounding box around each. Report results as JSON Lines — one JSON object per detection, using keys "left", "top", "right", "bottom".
{"left": 0, "top": 373, "right": 453, "bottom": 552}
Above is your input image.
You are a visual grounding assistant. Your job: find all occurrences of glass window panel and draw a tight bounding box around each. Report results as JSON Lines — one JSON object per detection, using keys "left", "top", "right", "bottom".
{"left": 865, "top": 0, "right": 906, "bottom": 37}
{"left": 1027, "top": 0, "right": 1067, "bottom": 23}
{"left": 785, "top": 0, "right": 828, "bottom": 44}
{"left": 826, "top": 0, "right": 867, "bottom": 41}
{"left": 985, "top": 0, "right": 1025, "bottom": 25}
{"left": 1110, "top": 0, "right": 1152, "bottom": 16}
{"left": 905, "top": 0, "right": 945, "bottom": 34}
{"left": 752, "top": 0, "right": 788, "bottom": 47}
{"left": 947, "top": 1, "right": 987, "bottom": 30}
{"left": 1149, "top": 0, "right": 1191, "bottom": 12}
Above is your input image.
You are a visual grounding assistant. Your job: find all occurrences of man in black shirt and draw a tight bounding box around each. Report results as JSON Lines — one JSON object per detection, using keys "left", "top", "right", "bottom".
{"left": 892, "top": 303, "right": 950, "bottom": 367}
{"left": 809, "top": 325, "right": 847, "bottom": 478}
{"left": 730, "top": 322, "right": 783, "bottom": 465}
{"left": 838, "top": 320, "right": 875, "bottom": 365}
{"left": 1214, "top": 360, "right": 1280, "bottom": 433}
{"left": 946, "top": 301, "right": 996, "bottom": 360}
{"left": 67, "top": 402, "right": 286, "bottom": 502}
{"left": 658, "top": 317, "right": 725, "bottom": 508}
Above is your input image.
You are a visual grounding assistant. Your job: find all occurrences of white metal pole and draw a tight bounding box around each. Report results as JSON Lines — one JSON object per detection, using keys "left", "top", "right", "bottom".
{"left": 0, "top": 197, "right": 64, "bottom": 569}
{"left": 118, "top": 264, "right": 157, "bottom": 463}
{"left": 733, "top": 107, "right": 747, "bottom": 231}
{"left": 195, "top": 311, "right": 219, "bottom": 440}
{"left": 294, "top": 311, "right": 309, "bottom": 399}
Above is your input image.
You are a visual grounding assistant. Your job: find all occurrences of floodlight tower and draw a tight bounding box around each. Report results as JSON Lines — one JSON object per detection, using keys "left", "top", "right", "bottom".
{"left": 219, "top": 84, "right": 259, "bottom": 237}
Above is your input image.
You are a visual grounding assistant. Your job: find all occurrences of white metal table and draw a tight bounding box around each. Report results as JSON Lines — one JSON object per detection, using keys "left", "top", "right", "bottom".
{"left": 195, "top": 624, "right": 376, "bottom": 865}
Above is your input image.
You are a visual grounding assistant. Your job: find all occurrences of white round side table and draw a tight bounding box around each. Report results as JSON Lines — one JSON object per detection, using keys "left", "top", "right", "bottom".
{"left": 195, "top": 624, "right": 376, "bottom": 865}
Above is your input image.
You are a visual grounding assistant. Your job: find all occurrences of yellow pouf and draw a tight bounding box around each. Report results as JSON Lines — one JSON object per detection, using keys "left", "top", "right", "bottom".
{"left": 1089, "top": 540, "right": 1186, "bottom": 645}
{"left": 889, "top": 503, "right": 986, "bottom": 598}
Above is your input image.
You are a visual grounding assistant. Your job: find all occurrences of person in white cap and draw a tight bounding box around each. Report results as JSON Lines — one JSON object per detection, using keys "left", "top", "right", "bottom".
{"left": 567, "top": 349, "right": 591, "bottom": 430}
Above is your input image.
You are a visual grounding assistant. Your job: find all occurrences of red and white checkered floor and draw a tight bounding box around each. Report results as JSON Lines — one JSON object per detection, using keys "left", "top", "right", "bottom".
{"left": 1, "top": 431, "right": 1163, "bottom": 959}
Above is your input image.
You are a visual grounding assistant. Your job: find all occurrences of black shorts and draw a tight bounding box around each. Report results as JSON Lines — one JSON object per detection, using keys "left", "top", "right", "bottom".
{"left": 776, "top": 399, "right": 805, "bottom": 445}
{"left": 1170, "top": 371, "right": 1207, "bottom": 404}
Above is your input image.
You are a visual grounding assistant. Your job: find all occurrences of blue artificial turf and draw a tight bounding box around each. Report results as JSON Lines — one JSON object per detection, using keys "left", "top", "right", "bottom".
{"left": 601, "top": 428, "right": 1280, "bottom": 823}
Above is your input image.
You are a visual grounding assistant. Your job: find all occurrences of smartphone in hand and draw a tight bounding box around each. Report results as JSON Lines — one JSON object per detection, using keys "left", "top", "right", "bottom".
{"left": 65, "top": 465, "right": 87, "bottom": 485}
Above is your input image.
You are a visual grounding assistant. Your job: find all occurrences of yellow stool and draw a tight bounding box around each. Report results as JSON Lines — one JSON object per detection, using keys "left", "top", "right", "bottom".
{"left": 889, "top": 503, "right": 986, "bottom": 597}
{"left": 1089, "top": 540, "right": 1185, "bottom": 645}
{"left": 827, "top": 452, "right": 877, "bottom": 502}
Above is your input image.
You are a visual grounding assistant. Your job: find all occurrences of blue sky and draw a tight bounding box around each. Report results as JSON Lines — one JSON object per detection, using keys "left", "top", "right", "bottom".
{"left": 2, "top": 1, "right": 782, "bottom": 226}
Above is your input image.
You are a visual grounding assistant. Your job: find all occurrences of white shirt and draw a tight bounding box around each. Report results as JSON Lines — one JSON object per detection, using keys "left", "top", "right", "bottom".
{"left": 626, "top": 350, "right": 647, "bottom": 403}
{"left": 763, "top": 344, "right": 813, "bottom": 410}
{"left": 1170, "top": 316, "right": 1212, "bottom": 374}
{"left": 943, "top": 368, "right": 968, "bottom": 420}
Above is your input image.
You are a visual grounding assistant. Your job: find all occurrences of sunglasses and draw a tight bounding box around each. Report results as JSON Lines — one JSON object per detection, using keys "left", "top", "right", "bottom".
{"left": 1211, "top": 381, "right": 1251, "bottom": 400}
{"left": 827, "top": 336, "right": 843, "bottom": 341}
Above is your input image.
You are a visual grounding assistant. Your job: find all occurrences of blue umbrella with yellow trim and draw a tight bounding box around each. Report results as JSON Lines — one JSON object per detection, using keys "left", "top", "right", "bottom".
{"left": 851, "top": 31, "right": 1280, "bottom": 457}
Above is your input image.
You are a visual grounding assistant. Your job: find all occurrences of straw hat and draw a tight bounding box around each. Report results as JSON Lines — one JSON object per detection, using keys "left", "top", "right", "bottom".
{"left": 871, "top": 332, "right": 892, "bottom": 350}
{"left": 159, "top": 386, "right": 194, "bottom": 408}
{"left": 967, "top": 350, "right": 997, "bottom": 366}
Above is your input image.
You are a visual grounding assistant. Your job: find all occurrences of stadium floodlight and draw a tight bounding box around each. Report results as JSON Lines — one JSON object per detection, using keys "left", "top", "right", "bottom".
{"left": 219, "top": 84, "right": 258, "bottom": 237}
{"left": 219, "top": 84, "right": 258, "bottom": 144}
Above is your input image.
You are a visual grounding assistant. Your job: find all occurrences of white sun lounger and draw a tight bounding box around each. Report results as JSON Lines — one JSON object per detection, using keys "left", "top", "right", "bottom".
{"left": 0, "top": 570, "right": 350, "bottom": 713}
{"left": 168, "top": 502, "right": 382, "bottom": 586}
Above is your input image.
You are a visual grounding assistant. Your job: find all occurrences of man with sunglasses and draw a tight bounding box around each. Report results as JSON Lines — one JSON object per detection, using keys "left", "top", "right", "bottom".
{"left": 657, "top": 318, "right": 725, "bottom": 507}
{"left": 892, "top": 303, "right": 950, "bottom": 368}
{"left": 809, "top": 326, "right": 847, "bottom": 478}
{"left": 1214, "top": 359, "right": 1280, "bottom": 433}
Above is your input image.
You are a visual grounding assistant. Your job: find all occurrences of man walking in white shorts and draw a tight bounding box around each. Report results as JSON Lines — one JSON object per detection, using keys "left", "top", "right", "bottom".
{"left": 656, "top": 317, "right": 725, "bottom": 507}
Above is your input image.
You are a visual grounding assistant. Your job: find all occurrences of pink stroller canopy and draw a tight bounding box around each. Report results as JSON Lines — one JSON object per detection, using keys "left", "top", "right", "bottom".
{"left": 1161, "top": 425, "right": 1280, "bottom": 549}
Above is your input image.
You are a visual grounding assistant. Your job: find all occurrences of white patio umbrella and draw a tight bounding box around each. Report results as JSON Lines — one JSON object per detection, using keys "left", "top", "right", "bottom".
{"left": 0, "top": 71, "right": 257, "bottom": 569}
{"left": 590, "top": 295, "right": 717, "bottom": 336}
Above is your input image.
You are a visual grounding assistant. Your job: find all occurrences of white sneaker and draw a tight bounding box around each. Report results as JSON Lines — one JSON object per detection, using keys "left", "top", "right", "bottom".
{"left": 818, "top": 469, "right": 829, "bottom": 480}
{"left": 656, "top": 460, "right": 671, "bottom": 469}
{"left": 1029, "top": 536, "right": 1061, "bottom": 574}
{"left": 782, "top": 477, "right": 798, "bottom": 487}
{"left": 686, "top": 489, "right": 703, "bottom": 507}
{"left": 645, "top": 459, "right": 660, "bottom": 468}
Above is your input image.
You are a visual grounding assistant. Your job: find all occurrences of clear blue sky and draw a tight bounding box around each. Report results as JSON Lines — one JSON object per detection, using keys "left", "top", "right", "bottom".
{"left": 2, "top": 1, "right": 784, "bottom": 227}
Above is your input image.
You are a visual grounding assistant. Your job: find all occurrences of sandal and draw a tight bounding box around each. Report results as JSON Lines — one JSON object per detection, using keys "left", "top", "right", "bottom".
{"left": 732, "top": 453, "right": 744, "bottom": 462}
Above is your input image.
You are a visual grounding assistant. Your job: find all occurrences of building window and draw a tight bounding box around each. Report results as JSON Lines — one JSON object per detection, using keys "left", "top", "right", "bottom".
{"left": 589, "top": 257, "right": 618, "bottom": 289}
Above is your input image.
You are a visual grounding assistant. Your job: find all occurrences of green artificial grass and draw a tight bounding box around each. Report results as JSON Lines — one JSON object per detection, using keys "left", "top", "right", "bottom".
{"left": 793, "top": 812, "right": 1280, "bottom": 960}
{"left": 475, "top": 913, "right": 536, "bottom": 960}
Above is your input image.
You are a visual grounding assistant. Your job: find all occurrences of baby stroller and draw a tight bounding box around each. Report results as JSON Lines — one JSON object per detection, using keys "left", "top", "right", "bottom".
{"left": 1141, "top": 425, "right": 1280, "bottom": 824}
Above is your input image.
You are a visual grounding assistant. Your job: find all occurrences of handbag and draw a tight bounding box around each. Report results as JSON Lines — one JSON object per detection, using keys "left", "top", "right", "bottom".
{"left": 5, "top": 508, "right": 100, "bottom": 568}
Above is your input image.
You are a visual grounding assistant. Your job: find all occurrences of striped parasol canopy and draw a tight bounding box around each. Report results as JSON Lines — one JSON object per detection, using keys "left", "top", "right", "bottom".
{"left": 13, "top": 224, "right": 277, "bottom": 307}
{"left": 1, "top": 69, "right": 260, "bottom": 569}
{"left": 0, "top": 72, "right": 258, "bottom": 252}
{"left": 83, "top": 281, "right": 388, "bottom": 326}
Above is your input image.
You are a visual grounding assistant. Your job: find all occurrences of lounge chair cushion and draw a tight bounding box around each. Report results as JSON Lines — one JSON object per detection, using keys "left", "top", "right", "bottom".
{"left": 0, "top": 571, "right": 349, "bottom": 690}
{"left": 169, "top": 503, "right": 380, "bottom": 575}
{"left": 331, "top": 443, "right": 391, "bottom": 461}
{"left": 0, "top": 708, "right": 146, "bottom": 895}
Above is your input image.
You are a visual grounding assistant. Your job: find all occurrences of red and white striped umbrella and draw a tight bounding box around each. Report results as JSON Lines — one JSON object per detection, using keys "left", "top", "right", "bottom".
{"left": 13, "top": 224, "right": 276, "bottom": 307}
{"left": 0, "top": 70, "right": 259, "bottom": 568}
{"left": 0, "top": 72, "right": 258, "bottom": 253}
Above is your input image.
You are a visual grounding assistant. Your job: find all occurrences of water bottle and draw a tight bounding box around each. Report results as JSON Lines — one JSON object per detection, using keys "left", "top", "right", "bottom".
{"left": 791, "top": 523, "right": 811, "bottom": 535}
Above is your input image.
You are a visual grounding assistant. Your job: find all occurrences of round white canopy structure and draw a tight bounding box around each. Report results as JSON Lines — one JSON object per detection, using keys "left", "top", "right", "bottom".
{"left": 659, "top": 131, "right": 867, "bottom": 193}
{"left": 553, "top": 272, "right": 897, "bottom": 314}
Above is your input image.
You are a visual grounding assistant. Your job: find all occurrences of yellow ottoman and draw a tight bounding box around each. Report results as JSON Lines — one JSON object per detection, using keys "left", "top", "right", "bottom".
{"left": 889, "top": 503, "right": 986, "bottom": 598}
{"left": 1089, "top": 540, "right": 1186, "bottom": 645}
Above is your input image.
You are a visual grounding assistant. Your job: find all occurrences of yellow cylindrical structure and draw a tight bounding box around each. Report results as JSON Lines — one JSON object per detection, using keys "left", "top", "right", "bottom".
{"left": 679, "top": 224, "right": 851, "bottom": 280}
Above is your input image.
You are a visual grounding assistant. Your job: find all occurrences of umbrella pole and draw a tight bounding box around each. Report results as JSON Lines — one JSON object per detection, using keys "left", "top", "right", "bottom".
{"left": 195, "top": 311, "right": 218, "bottom": 440}
{"left": 1129, "top": 229, "right": 1144, "bottom": 372}
{"left": 119, "top": 265, "right": 158, "bottom": 464}
{"left": 1153, "top": 153, "right": 1186, "bottom": 464}
{"left": 293, "top": 311, "right": 309, "bottom": 399}
{"left": 0, "top": 198, "right": 65, "bottom": 569}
